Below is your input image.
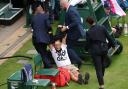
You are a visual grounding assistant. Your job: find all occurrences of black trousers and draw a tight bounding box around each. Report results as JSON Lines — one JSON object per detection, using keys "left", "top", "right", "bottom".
{"left": 92, "top": 54, "right": 106, "bottom": 85}
{"left": 32, "top": 39, "right": 51, "bottom": 68}
{"left": 67, "top": 39, "right": 82, "bottom": 68}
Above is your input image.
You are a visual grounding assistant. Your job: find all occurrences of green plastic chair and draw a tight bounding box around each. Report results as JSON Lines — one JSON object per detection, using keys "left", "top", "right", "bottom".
{"left": 7, "top": 70, "right": 51, "bottom": 89}
{"left": 33, "top": 54, "right": 59, "bottom": 76}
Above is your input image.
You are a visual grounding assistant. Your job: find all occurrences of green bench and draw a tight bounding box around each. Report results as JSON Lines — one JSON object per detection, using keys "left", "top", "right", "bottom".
{"left": 26, "top": 79, "right": 51, "bottom": 89}
{"left": 7, "top": 71, "right": 51, "bottom": 89}
{"left": 107, "top": 45, "right": 120, "bottom": 57}
{"left": 97, "top": 17, "right": 109, "bottom": 25}
{"left": 0, "top": 11, "right": 4, "bottom": 16}
{"left": 33, "top": 54, "right": 59, "bottom": 76}
{"left": 7, "top": 54, "right": 59, "bottom": 89}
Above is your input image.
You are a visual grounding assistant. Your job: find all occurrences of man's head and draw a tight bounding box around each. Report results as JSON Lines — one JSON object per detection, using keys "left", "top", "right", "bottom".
{"left": 104, "top": 4, "right": 111, "bottom": 15}
{"left": 60, "top": 0, "right": 69, "bottom": 10}
{"left": 86, "top": 17, "right": 95, "bottom": 26}
{"left": 54, "top": 39, "right": 62, "bottom": 51}
{"left": 53, "top": 33, "right": 66, "bottom": 51}
{"left": 32, "top": 1, "right": 45, "bottom": 14}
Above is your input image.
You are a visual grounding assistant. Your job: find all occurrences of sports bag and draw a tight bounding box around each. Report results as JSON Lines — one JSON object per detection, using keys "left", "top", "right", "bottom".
{"left": 21, "top": 64, "right": 33, "bottom": 82}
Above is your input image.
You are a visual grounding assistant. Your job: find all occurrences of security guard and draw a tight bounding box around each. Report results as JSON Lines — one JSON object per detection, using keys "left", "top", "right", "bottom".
{"left": 86, "top": 17, "right": 116, "bottom": 89}
{"left": 58, "top": 0, "right": 86, "bottom": 69}
{"left": 31, "top": 1, "right": 52, "bottom": 68}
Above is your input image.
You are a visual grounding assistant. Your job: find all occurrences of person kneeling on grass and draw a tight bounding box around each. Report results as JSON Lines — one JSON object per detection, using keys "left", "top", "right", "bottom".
{"left": 49, "top": 34, "right": 90, "bottom": 84}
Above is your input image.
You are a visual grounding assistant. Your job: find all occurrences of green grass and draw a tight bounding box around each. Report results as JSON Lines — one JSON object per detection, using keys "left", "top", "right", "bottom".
{"left": 0, "top": 39, "right": 34, "bottom": 89}
{"left": 0, "top": 36, "right": 128, "bottom": 89}
{"left": 58, "top": 36, "right": 128, "bottom": 89}
{"left": 110, "top": 11, "right": 128, "bottom": 26}
{"left": 0, "top": 18, "right": 128, "bottom": 89}
{"left": 0, "top": 21, "right": 59, "bottom": 89}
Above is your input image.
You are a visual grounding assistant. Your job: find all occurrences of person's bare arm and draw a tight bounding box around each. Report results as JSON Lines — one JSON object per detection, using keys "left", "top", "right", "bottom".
{"left": 62, "top": 34, "right": 67, "bottom": 44}
{"left": 49, "top": 44, "right": 54, "bottom": 50}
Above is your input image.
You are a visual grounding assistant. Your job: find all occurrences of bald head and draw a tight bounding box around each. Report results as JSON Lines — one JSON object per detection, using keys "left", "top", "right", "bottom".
{"left": 60, "top": 0, "right": 69, "bottom": 9}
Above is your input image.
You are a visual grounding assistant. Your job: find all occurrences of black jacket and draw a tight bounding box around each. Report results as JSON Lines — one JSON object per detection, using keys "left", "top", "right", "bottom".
{"left": 86, "top": 24, "right": 115, "bottom": 55}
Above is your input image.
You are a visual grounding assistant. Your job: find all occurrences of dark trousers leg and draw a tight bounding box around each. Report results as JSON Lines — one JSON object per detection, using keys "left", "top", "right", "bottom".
{"left": 92, "top": 55, "right": 105, "bottom": 85}
{"left": 67, "top": 48, "right": 82, "bottom": 68}
{"left": 32, "top": 41, "right": 51, "bottom": 68}
{"left": 67, "top": 40, "right": 82, "bottom": 68}
{"left": 101, "top": 55, "right": 106, "bottom": 77}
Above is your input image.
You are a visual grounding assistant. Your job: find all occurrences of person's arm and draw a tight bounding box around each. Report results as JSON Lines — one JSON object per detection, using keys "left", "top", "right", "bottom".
{"left": 45, "top": 14, "right": 52, "bottom": 33}
{"left": 45, "top": 15, "right": 54, "bottom": 43}
{"left": 85, "top": 32, "right": 91, "bottom": 51}
{"left": 103, "top": 26, "right": 116, "bottom": 47}
{"left": 49, "top": 44, "right": 54, "bottom": 50}
{"left": 66, "top": 10, "right": 80, "bottom": 29}
{"left": 62, "top": 34, "right": 67, "bottom": 44}
{"left": 57, "top": 25, "right": 67, "bottom": 32}
{"left": 59, "top": 10, "right": 80, "bottom": 32}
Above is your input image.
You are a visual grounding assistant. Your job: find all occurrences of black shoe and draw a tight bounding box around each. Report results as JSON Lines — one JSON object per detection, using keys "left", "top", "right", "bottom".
{"left": 77, "top": 74, "right": 83, "bottom": 85}
{"left": 84, "top": 72, "right": 90, "bottom": 84}
{"left": 78, "top": 64, "right": 82, "bottom": 69}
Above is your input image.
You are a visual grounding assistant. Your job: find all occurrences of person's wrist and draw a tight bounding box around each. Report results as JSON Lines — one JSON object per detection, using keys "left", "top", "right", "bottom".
{"left": 48, "top": 31, "right": 52, "bottom": 34}
{"left": 66, "top": 26, "right": 69, "bottom": 29}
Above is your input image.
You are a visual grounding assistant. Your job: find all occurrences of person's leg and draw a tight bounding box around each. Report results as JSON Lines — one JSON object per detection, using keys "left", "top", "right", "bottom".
{"left": 70, "top": 70, "right": 79, "bottom": 81}
{"left": 101, "top": 55, "right": 107, "bottom": 77}
{"left": 67, "top": 40, "right": 82, "bottom": 69}
{"left": 64, "top": 65, "right": 83, "bottom": 84}
{"left": 84, "top": 72, "right": 90, "bottom": 84}
{"left": 67, "top": 48, "right": 82, "bottom": 69}
{"left": 70, "top": 70, "right": 84, "bottom": 85}
{"left": 92, "top": 55, "right": 104, "bottom": 88}
{"left": 32, "top": 40, "right": 52, "bottom": 68}
{"left": 40, "top": 43, "right": 52, "bottom": 68}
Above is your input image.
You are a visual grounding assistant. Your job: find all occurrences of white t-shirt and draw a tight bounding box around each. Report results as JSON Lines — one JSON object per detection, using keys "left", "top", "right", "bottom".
{"left": 50, "top": 44, "right": 71, "bottom": 67}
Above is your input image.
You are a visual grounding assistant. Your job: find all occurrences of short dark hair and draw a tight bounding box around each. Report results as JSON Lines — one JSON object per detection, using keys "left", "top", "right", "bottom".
{"left": 32, "top": 1, "right": 45, "bottom": 13}
{"left": 54, "top": 35, "right": 62, "bottom": 43}
{"left": 53, "top": 32, "right": 66, "bottom": 42}
{"left": 86, "top": 17, "right": 95, "bottom": 25}
{"left": 104, "top": 4, "right": 110, "bottom": 10}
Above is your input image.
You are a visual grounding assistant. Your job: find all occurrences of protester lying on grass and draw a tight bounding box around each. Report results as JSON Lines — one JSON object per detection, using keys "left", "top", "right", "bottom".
{"left": 49, "top": 34, "right": 90, "bottom": 84}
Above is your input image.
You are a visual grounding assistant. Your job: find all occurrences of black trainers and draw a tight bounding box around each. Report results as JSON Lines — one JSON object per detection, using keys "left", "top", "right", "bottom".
{"left": 84, "top": 72, "right": 90, "bottom": 84}
{"left": 78, "top": 63, "right": 82, "bottom": 69}
{"left": 77, "top": 74, "right": 83, "bottom": 85}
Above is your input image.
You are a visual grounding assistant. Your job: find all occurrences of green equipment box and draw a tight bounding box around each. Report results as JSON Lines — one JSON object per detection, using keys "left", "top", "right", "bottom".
{"left": 7, "top": 71, "right": 32, "bottom": 89}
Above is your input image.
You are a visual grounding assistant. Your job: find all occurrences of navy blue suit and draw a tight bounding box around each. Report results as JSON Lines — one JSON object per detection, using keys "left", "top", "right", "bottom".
{"left": 65, "top": 6, "right": 85, "bottom": 68}
{"left": 86, "top": 24, "right": 115, "bottom": 85}
{"left": 31, "top": 13, "right": 52, "bottom": 68}
{"left": 65, "top": 5, "right": 85, "bottom": 40}
{"left": 32, "top": 13, "right": 51, "bottom": 43}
